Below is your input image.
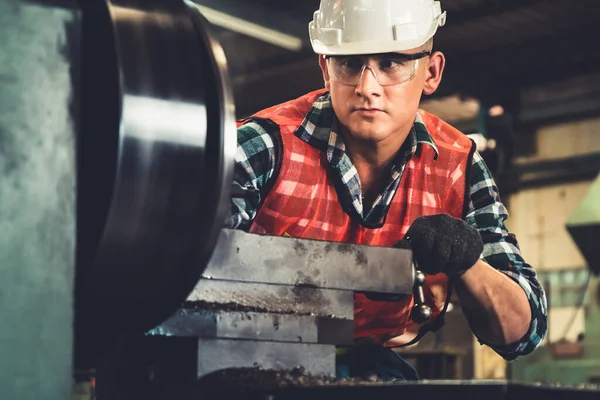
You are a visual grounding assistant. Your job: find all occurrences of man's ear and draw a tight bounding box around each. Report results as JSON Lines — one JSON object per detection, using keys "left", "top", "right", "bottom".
{"left": 423, "top": 51, "right": 445, "bottom": 95}
{"left": 318, "top": 55, "right": 331, "bottom": 90}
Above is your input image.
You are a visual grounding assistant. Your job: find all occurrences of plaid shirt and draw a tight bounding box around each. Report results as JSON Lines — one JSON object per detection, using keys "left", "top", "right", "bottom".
{"left": 227, "top": 92, "right": 547, "bottom": 360}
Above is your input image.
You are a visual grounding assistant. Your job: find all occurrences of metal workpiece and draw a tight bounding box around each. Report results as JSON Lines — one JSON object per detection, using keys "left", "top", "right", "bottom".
{"left": 187, "top": 279, "right": 355, "bottom": 320}
{"left": 203, "top": 229, "right": 415, "bottom": 295}
{"left": 196, "top": 339, "right": 337, "bottom": 378}
{"left": 143, "top": 225, "right": 415, "bottom": 379}
{"left": 147, "top": 310, "right": 319, "bottom": 343}
{"left": 77, "top": 0, "right": 236, "bottom": 332}
{"left": 146, "top": 309, "right": 353, "bottom": 344}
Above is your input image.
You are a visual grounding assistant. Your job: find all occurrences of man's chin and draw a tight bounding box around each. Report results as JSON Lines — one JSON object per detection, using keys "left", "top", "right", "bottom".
{"left": 349, "top": 130, "right": 389, "bottom": 143}
{"left": 347, "top": 122, "right": 388, "bottom": 140}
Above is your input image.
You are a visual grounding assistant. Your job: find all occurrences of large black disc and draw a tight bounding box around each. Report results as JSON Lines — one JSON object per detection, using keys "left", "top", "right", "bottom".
{"left": 77, "top": 0, "right": 235, "bottom": 338}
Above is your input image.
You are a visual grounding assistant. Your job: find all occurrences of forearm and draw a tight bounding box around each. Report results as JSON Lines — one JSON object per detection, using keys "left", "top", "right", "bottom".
{"left": 453, "top": 259, "right": 532, "bottom": 346}
{"left": 227, "top": 122, "right": 278, "bottom": 230}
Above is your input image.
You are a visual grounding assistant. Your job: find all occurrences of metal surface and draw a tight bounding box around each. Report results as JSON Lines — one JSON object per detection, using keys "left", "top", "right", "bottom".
{"left": 0, "top": 1, "right": 79, "bottom": 399}
{"left": 160, "top": 379, "right": 600, "bottom": 400}
{"left": 146, "top": 309, "right": 353, "bottom": 345}
{"left": 196, "top": 339, "right": 336, "bottom": 378}
{"left": 187, "top": 279, "right": 354, "bottom": 320}
{"left": 411, "top": 268, "right": 432, "bottom": 323}
{"left": 207, "top": 381, "right": 600, "bottom": 400}
{"left": 146, "top": 310, "right": 321, "bottom": 343}
{"left": 78, "top": 0, "right": 236, "bottom": 333}
{"left": 203, "top": 229, "right": 415, "bottom": 294}
{"left": 140, "top": 219, "right": 415, "bottom": 383}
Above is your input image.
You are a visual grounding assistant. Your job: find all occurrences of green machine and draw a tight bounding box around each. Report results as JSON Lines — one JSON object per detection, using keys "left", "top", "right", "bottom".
{"left": 509, "top": 173, "right": 600, "bottom": 385}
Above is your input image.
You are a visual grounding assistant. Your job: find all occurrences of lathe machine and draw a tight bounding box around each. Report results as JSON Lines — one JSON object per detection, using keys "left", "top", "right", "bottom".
{"left": 1, "top": 0, "right": 599, "bottom": 399}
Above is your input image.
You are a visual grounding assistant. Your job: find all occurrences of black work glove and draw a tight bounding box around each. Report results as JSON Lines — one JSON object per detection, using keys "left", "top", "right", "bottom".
{"left": 404, "top": 214, "right": 483, "bottom": 276}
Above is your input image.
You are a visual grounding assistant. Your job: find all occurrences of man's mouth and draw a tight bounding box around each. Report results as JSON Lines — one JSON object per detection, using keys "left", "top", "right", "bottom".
{"left": 354, "top": 107, "right": 384, "bottom": 114}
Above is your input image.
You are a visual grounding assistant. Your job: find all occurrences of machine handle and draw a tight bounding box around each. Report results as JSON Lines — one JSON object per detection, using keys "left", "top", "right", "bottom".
{"left": 410, "top": 264, "right": 432, "bottom": 324}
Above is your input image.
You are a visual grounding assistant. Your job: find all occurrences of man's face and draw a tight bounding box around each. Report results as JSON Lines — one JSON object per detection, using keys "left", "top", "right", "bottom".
{"left": 319, "top": 48, "right": 444, "bottom": 144}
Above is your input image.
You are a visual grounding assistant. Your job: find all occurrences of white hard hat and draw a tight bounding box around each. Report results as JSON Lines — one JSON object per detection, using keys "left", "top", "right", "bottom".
{"left": 309, "top": 0, "right": 447, "bottom": 56}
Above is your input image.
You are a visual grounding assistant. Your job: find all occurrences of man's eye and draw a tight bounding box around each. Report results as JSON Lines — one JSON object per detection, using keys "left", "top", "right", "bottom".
{"left": 342, "top": 59, "right": 364, "bottom": 70}
{"left": 379, "top": 59, "right": 401, "bottom": 69}
{"left": 333, "top": 57, "right": 362, "bottom": 69}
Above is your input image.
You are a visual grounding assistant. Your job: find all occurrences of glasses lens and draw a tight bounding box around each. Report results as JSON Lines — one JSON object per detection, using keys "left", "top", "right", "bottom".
{"left": 328, "top": 54, "right": 422, "bottom": 86}
{"left": 374, "top": 54, "right": 419, "bottom": 85}
{"left": 328, "top": 56, "right": 364, "bottom": 84}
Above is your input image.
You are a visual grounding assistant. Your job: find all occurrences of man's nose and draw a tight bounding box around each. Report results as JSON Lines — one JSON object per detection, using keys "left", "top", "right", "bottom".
{"left": 356, "top": 65, "right": 382, "bottom": 96}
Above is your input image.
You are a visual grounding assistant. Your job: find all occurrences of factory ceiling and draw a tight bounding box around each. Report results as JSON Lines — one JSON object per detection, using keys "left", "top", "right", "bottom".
{"left": 192, "top": 0, "right": 600, "bottom": 118}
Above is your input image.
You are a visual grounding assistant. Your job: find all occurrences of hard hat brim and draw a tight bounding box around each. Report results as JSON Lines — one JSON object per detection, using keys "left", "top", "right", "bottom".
{"left": 311, "top": 36, "right": 435, "bottom": 56}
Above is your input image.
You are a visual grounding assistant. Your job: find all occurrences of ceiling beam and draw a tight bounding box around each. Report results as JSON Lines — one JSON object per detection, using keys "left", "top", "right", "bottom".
{"left": 191, "top": 0, "right": 309, "bottom": 51}
{"left": 438, "top": 18, "right": 600, "bottom": 96}
{"left": 445, "top": 0, "right": 552, "bottom": 26}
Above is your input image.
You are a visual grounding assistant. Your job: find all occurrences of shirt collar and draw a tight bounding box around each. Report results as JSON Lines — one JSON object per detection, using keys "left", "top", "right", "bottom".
{"left": 295, "top": 92, "right": 439, "bottom": 160}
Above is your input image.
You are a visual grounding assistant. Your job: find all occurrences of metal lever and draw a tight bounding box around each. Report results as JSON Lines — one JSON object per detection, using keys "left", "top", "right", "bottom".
{"left": 410, "top": 264, "right": 432, "bottom": 324}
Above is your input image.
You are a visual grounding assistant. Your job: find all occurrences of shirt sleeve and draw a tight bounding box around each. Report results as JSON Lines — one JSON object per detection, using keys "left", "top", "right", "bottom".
{"left": 225, "top": 121, "right": 278, "bottom": 231}
{"left": 464, "top": 151, "right": 548, "bottom": 360}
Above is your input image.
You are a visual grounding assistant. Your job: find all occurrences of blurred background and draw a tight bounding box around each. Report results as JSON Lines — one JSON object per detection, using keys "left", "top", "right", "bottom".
{"left": 181, "top": 0, "right": 600, "bottom": 388}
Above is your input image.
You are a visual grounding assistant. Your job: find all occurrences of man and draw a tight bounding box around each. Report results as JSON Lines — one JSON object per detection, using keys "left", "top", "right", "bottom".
{"left": 227, "top": 0, "right": 547, "bottom": 380}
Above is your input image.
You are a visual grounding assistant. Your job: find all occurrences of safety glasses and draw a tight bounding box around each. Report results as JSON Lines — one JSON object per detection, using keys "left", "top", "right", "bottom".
{"left": 325, "top": 51, "right": 431, "bottom": 86}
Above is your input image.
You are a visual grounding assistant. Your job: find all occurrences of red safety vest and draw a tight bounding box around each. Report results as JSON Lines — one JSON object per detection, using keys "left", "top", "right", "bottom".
{"left": 239, "top": 89, "right": 474, "bottom": 346}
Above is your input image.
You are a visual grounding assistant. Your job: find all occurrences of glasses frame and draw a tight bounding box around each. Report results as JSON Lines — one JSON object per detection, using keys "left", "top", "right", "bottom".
{"left": 325, "top": 51, "right": 432, "bottom": 87}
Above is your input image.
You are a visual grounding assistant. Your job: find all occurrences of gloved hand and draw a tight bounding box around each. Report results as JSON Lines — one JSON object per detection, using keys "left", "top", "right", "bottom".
{"left": 336, "top": 344, "right": 419, "bottom": 381}
{"left": 404, "top": 214, "right": 483, "bottom": 276}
